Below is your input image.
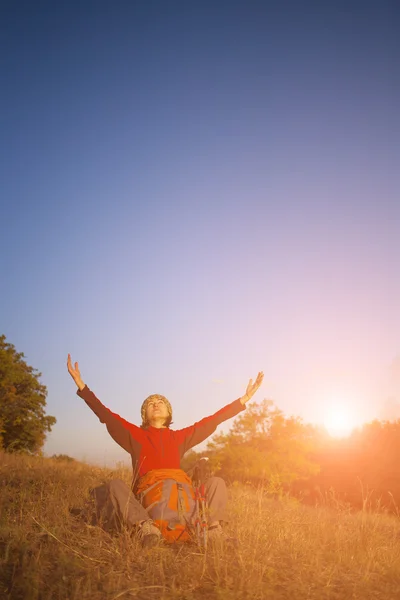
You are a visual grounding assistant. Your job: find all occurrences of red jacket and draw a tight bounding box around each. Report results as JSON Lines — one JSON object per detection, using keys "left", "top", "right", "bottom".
{"left": 78, "top": 386, "right": 245, "bottom": 480}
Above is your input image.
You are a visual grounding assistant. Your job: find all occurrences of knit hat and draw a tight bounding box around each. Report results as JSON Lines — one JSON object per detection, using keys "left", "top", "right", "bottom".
{"left": 141, "top": 394, "right": 173, "bottom": 427}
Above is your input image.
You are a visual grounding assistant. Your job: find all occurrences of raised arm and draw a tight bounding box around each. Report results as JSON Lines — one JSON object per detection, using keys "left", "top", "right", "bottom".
{"left": 67, "top": 354, "right": 143, "bottom": 453}
{"left": 176, "top": 372, "right": 264, "bottom": 455}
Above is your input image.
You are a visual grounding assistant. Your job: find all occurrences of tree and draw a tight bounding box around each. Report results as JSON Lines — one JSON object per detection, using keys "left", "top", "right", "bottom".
{"left": 206, "top": 399, "right": 320, "bottom": 488}
{"left": 0, "top": 335, "right": 56, "bottom": 454}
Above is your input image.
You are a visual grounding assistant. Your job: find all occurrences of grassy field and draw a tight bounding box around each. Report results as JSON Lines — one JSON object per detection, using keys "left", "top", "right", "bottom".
{"left": 1, "top": 451, "right": 400, "bottom": 600}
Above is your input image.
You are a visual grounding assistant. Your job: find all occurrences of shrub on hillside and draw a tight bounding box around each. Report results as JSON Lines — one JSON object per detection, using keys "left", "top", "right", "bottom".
{"left": 51, "top": 454, "right": 76, "bottom": 462}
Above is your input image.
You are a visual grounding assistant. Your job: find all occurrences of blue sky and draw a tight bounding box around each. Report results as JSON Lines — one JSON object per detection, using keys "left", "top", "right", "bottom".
{"left": 1, "top": 1, "right": 399, "bottom": 465}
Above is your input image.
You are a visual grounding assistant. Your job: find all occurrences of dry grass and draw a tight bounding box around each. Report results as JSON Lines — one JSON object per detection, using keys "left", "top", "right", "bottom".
{"left": 1, "top": 451, "right": 400, "bottom": 599}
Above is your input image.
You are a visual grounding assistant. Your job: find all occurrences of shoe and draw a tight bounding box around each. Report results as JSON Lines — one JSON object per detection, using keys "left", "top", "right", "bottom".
{"left": 140, "top": 520, "right": 162, "bottom": 548}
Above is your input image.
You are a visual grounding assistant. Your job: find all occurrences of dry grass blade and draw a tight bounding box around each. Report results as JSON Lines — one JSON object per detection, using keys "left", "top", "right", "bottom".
{"left": 111, "top": 585, "right": 165, "bottom": 599}
{"left": 31, "top": 515, "right": 104, "bottom": 564}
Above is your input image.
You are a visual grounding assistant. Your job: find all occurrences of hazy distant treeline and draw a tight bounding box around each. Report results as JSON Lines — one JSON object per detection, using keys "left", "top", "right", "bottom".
{"left": 183, "top": 400, "right": 400, "bottom": 513}
{"left": 293, "top": 420, "right": 400, "bottom": 511}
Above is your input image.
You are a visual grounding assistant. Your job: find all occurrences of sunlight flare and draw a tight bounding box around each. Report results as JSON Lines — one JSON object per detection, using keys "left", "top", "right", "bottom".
{"left": 323, "top": 404, "right": 358, "bottom": 438}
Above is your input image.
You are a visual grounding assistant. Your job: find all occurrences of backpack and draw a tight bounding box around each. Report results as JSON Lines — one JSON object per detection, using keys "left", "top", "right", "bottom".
{"left": 136, "top": 468, "right": 196, "bottom": 543}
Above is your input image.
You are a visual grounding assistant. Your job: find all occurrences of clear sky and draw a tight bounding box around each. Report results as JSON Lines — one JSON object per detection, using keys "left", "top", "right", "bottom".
{"left": 1, "top": 1, "right": 399, "bottom": 465}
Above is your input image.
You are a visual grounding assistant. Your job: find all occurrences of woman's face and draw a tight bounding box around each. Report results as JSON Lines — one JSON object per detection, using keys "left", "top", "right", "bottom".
{"left": 146, "top": 397, "right": 169, "bottom": 424}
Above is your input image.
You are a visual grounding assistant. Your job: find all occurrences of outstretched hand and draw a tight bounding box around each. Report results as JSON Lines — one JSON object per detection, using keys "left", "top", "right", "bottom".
{"left": 67, "top": 354, "right": 86, "bottom": 390}
{"left": 241, "top": 371, "right": 264, "bottom": 405}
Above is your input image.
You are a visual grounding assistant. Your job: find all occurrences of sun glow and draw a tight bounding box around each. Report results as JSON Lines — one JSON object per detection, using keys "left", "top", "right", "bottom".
{"left": 323, "top": 405, "right": 358, "bottom": 438}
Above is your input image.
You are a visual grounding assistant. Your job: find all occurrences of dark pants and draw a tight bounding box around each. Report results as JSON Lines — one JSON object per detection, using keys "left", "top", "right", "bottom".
{"left": 88, "top": 477, "right": 228, "bottom": 532}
